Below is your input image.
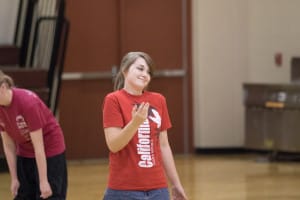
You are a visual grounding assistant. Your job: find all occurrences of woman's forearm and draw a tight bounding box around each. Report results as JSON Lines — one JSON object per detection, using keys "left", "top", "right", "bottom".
{"left": 160, "top": 131, "right": 184, "bottom": 187}
{"left": 161, "top": 144, "right": 182, "bottom": 187}
{"left": 29, "top": 129, "right": 48, "bottom": 183}
{"left": 34, "top": 150, "right": 48, "bottom": 183}
{"left": 105, "top": 103, "right": 150, "bottom": 153}
{"left": 1, "top": 132, "right": 18, "bottom": 181}
{"left": 104, "top": 119, "right": 141, "bottom": 153}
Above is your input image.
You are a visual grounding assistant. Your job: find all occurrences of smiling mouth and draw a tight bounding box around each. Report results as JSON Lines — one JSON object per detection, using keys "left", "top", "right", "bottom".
{"left": 137, "top": 77, "right": 147, "bottom": 82}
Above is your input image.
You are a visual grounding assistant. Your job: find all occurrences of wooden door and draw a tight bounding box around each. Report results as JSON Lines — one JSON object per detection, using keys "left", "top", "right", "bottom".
{"left": 59, "top": 0, "right": 193, "bottom": 159}
{"left": 60, "top": 0, "right": 119, "bottom": 159}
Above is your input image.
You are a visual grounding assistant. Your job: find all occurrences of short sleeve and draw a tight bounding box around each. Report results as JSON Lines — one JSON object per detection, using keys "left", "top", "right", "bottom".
{"left": 102, "top": 94, "right": 124, "bottom": 128}
{"left": 160, "top": 95, "right": 172, "bottom": 131}
{"left": 22, "top": 102, "right": 46, "bottom": 132}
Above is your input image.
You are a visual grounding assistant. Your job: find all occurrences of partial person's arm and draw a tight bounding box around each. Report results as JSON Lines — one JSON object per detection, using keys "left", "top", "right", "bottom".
{"left": 160, "top": 131, "right": 188, "bottom": 200}
{"left": 104, "top": 102, "right": 149, "bottom": 153}
{"left": 30, "top": 129, "right": 52, "bottom": 199}
{"left": 0, "top": 131, "right": 19, "bottom": 198}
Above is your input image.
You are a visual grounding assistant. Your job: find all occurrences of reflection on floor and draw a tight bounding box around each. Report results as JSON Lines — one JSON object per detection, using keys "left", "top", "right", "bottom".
{"left": 1, "top": 153, "right": 300, "bottom": 200}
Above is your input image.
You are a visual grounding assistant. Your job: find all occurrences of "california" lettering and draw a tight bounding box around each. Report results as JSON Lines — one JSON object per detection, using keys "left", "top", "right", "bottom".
{"left": 137, "top": 119, "right": 153, "bottom": 168}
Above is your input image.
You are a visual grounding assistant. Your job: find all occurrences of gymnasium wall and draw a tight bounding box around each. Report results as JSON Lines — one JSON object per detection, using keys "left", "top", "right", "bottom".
{"left": 192, "top": 0, "right": 300, "bottom": 148}
{"left": 1, "top": 0, "right": 300, "bottom": 152}
{"left": 192, "top": 0, "right": 248, "bottom": 148}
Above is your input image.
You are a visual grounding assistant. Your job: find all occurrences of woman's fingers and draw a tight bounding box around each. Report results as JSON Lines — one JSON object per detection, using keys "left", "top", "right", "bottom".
{"left": 132, "top": 102, "right": 149, "bottom": 124}
{"left": 137, "top": 102, "right": 149, "bottom": 117}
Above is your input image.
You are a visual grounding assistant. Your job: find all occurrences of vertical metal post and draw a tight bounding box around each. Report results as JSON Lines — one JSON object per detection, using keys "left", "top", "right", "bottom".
{"left": 181, "top": 0, "right": 190, "bottom": 154}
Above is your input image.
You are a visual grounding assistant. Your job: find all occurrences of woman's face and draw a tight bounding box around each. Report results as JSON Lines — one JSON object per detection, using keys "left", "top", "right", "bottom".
{"left": 124, "top": 57, "right": 151, "bottom": 91}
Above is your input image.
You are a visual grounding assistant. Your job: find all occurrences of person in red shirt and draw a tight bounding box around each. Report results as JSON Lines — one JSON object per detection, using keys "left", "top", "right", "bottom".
{"left": 0, "top": 70, "right": 67, "bottom": 199}
{"left": 102, "top": 52, "right": 188, "bottom": 200}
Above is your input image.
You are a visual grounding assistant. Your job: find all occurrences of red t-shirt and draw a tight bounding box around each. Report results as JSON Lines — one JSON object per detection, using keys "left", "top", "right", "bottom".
{"left": 0, "top": 88, "right": 65, "bottom": 158}
{"left": 102, "top": 89, "right": 172, "bottom": 190}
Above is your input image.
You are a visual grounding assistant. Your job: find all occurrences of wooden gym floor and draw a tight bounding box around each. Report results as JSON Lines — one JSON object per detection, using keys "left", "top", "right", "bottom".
{"left": 1, "top": 153, "right": 300, "bottom": 200}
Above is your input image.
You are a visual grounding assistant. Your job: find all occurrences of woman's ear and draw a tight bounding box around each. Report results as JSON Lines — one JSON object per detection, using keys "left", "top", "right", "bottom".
{"left": 0, "top": 83, "right": 5, "bottom": 94}
{"left": 0, "top": 82, "right": 8, "bottom": 90}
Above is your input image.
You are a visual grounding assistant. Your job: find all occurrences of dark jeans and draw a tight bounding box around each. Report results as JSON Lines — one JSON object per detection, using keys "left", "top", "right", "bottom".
{"left": 14, "top": 152, "right": 68, "bottom": 200}
{"left": 103, "top": 188, "right": 170, "bottom": 200}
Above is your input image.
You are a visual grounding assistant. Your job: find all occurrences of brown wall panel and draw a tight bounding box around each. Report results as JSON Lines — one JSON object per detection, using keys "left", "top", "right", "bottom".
{"left": 150, "top": 77, "right": 185, "bottom": 153}
{"left": 59, "top": 79, "right": 113, "bottom": 159}
{"left": 120, "top": 0, "right": 183, "bottom": 69}
{"left": 64, "top": 0, "right": 120, "bottom": 71}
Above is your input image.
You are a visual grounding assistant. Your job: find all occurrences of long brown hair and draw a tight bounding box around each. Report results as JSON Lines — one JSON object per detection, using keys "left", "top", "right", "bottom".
{"left": 113, "top": 52, "right": 155, "bottom": 91}
{"left": 0, "top": 70, "right": 14, "bottom": 88}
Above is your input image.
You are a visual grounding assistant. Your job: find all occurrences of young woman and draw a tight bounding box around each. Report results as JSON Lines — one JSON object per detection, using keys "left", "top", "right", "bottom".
{"left": 102, "top": 52, "right": 188, "bottom": 200}
{"left": 0, "top": 70, "right": 67, "bottom": 199}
